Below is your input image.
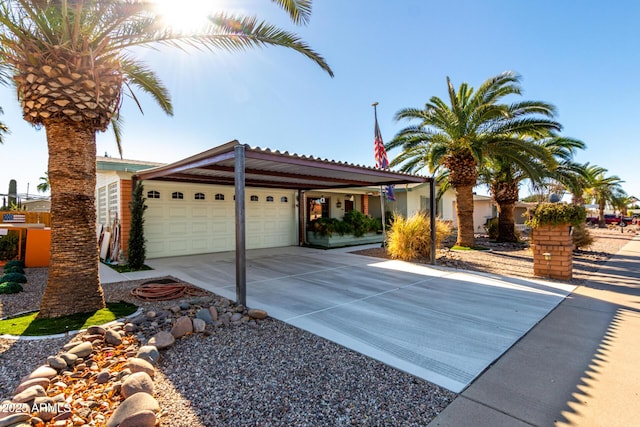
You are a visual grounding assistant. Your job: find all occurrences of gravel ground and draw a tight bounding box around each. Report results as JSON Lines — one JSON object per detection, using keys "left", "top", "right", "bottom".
{"left": 354, "top": 225, "right": 638, "bottom": 286}
{"left": 1, "top": 278, "right": 455, "bottom": 426}
{"left": 0, "top": 225, "right": 634, "bottom": 425}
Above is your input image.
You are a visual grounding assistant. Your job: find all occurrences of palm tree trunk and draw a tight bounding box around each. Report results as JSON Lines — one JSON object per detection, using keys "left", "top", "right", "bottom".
{"left": 598, "top": 201, "right": 606, "bottom": 228}
{"left": 455, "top": 184, "right": 475, "bottom": 247}
{"left": 496, "top": 201, "right": 517, "bottom": 242}
{"left": 37, "top": 121, "right": 105, "bottom": 318}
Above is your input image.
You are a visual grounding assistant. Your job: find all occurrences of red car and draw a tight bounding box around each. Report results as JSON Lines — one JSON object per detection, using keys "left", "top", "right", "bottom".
{"left": 586, "top": 214, "right": 634, "bottom": 225}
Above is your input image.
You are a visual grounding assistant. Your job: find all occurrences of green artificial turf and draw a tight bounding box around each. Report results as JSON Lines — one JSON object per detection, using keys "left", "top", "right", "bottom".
{"left": 450, "top": 245, "right": 491, "bottom": 251}
{"left": 0, "top": 301, "right": 138, "bottom": 336}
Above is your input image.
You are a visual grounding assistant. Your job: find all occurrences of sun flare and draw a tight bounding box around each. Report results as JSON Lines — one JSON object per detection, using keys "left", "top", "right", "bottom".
{"left": 153, "top": 0, "right": 219, "bottom": 32}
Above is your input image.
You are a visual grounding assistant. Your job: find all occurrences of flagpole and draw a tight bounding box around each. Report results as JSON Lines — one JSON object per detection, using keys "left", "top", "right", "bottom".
{"left": 373, "top": 102, "right": 387, "bottom": 247}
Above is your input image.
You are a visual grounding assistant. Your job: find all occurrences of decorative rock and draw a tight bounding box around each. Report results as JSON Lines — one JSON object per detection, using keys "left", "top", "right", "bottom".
{"left": 82, "top": 334, "right": 104, "bottom": 342}
{"left": 0, "top": 414, "right": 31, "bottom": 427}
{"left": 124, "top": 323, "right": 137, "bottom": 333}
{"left": 67, "top": 341, "right": 92, "bottom": 358}
{"left": 170, "top": 316, "right": 193, "bottom": 338}
{"left": 119, "top": 410, "right": 157, "bottom": 427}
{"left": 121, "top": 372, "right": 154, "bottom": 399}
{"left": 24, "top": 366, "right": 57, "bottom": 381}
{"left": 106, "top": 393, "right": 159, "bottom": 427}
{"left": 58, "top": 353, "right": 78, "bottom": 366}
{"left": 124, "top": 358, "right": 155, "bottom": 378}
{"left": 155, "top": 310, "right": 171, "bottom": 321}
{"left": 96, "top": 370, "right": 111, "bottom": 384}
{"left": 105, "top": 329, "right": 123, "bottom": 346}
{"left": 47, "top": 356, "right": 67, "bottom": 370}
{"left": 52, "top": 410, "right": 72, "bottom": 422}
{"left": 179, "top": 302, "right": 191, "bottom": 310}
{"left": 169, "top": 305, "right": 181, "bottom": 313}
{"left": 247, "top": 308, "right": 268, "bottom": 320}
{"left": 129, "top": 315, "right": 146, "bottom": 325}
{"left": 147, "top": 331, "right": 174, "bottom": 350}
{"left": 208, "top": 306, "right": 219, "bottom": 321}
{"left": 196, "top": 308, "right": 214, "bottom": 325}
{"left": 14, "top": 377, "right": 50, "bottom": 395}
{"left": 13, "top": 385, "right": 46, "bottom": 403}
{"left": 192, "top": 318, "right": 206, "bottom": 333}
{"left": 33, "top": 396, "right": 57, "bottom": 421}
{"left": 86, "top": 325, "right": 106, "bottom": 335}
{"left": 145, "top": 311, "right": 156, "bottom": 319}
{"left": 136, "top": 346, "right": 160, "bottom": 365}
{"left": 230, "top": 313, "right": 243, "bottom": 322}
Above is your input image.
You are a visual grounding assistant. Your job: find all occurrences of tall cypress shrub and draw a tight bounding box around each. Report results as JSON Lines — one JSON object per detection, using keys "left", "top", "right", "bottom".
{"left": 128, "top": 182, "right": 147, "bottom": 270}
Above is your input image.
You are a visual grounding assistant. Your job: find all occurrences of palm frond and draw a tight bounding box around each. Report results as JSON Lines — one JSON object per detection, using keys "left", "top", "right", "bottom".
{"left": 120, "top": 57, "right": 173, "bottom": 116}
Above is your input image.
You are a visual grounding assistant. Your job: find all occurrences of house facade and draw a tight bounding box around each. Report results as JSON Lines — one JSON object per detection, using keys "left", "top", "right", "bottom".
{"left": 96, "top": 143, "right": 434, "bottom": 260}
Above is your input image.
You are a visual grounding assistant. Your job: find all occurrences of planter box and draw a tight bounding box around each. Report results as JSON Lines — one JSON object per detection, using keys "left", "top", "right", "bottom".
{"left": 306, "top": 232, "right": 383, "bottom": 248}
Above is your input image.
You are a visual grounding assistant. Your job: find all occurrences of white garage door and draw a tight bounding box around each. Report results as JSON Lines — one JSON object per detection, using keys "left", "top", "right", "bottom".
{"left": 143, "top": 182, "right": 297, "bottom": 258}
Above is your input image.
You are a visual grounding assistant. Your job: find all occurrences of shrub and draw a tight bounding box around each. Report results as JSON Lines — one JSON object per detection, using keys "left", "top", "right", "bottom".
{"left": 343, "top": 210, "right": 381, "bottom": 237}
{"left": 128, "top": 182, "right": 148, "bottom": 271}
{"left": 4, "top": 260, "right": 25, "bottom": 269}
{"left": 0, "top": 281, "right": 23, "bottom": 294}
{"left": 310, "top": 212, "right": 381, "bottom": 237}
{"left": 484, "top": 217, "right": 499, "bottom": 240}
{"left": 0, "top": 272, "right": 27, "bottom": 284}
{"left": 387, "top": 212, "right": 452, "bottom": 261}
{"left": 572, "top": 223, "right": 594, "bottom": 250}
{"left": 525, "top": 203, "right": 586, "bottom": 228}
{"left": 3, "top": 265, "right": 24, "bottom": 274}
{"left": 0, "top": 232, "right": 19, "bottom": 261}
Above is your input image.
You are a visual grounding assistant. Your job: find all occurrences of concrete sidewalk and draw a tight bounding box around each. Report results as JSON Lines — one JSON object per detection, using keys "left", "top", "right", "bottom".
{"left": 429, "top": 236, "right": 640, "bottom": 426}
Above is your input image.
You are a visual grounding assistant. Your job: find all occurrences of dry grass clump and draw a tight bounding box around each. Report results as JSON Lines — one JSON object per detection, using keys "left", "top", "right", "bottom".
{"left": 387, "top": 213, "right": 452, "bottom": 261}
{"left": 572, "top": 222, "right": 595, "bottom": 249}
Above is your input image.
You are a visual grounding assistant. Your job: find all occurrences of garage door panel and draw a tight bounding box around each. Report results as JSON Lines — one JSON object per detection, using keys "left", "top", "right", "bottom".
{"left": 145, "top": 184, "right": 296, "bottom": 258}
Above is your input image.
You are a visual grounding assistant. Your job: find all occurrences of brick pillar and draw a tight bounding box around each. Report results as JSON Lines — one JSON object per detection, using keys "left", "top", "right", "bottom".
{"left": 531, "top": 224, "right": 573, "bottom": 280}
{"left": 119, "top": 179, "right": 133, "bottom": 254}
{"left": 361, "top": 194, "right": 369, "bottom": 215}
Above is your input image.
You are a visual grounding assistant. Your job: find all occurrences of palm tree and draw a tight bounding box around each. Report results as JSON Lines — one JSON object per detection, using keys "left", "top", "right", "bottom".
{"left": 0, "top": 0, "right": 333, "bottom": 318}
{"left": 480, "top": 135, "right": 585, "bottom": 242}
{"left": 387, "top": 72, "right": 561, "bottom": 247}
{"left": 37, "top": 172, "right": 50, "bottom": 193}
{"left": 0, "top": 106, "right": 8, "bottom": 142}
{"left": 585, "top": 168, "right": 627, "bottom": 228}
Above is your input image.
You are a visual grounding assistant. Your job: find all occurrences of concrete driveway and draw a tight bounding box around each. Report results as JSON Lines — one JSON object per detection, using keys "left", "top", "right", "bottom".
{"left": 103, "top": 245, "right": 574, "bottom": 393}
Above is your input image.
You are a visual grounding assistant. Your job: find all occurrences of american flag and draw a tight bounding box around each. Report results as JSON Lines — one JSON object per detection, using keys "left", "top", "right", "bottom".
{"left": 374, "top": 112, "right": 389, "bottom": 169}
{"left": 373, "top": 108, "right": 395, "bottom": 201}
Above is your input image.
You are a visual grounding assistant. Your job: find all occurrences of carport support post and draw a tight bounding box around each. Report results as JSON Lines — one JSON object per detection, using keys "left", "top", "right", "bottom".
{"left": 234, "top": 145, "right": 247, "bottom": 307}
{"left": 429, "top": 178, "right": 436, "bottom": 265}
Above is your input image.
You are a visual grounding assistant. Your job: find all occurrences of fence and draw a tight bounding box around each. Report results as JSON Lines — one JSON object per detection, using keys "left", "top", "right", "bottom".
{"left": 0, "top": 211, "right": 51, "bottom": 227}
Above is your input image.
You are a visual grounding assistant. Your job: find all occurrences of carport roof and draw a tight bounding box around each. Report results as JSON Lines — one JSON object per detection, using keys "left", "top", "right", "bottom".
{"left": 133, "top": 140, "right": 430, "bottom": 189}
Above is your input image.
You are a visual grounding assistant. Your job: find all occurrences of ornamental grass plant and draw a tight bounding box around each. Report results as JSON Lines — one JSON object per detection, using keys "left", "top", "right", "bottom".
{"left": 387, "top": 212, "right": 452, "bottom": 261}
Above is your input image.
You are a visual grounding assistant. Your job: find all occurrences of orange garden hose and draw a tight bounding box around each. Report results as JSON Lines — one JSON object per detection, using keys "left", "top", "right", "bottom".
{"left": 130, "top": 282, "right": 209, "bottom": 301}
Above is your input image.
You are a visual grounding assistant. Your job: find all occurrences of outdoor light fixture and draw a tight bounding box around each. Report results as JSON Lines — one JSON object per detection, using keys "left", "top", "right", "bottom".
{"left": 336, "top": 200, "right": 342, "bottom": 208}
{"left": 543, "top": 252, "right": 551, "bottom": 278}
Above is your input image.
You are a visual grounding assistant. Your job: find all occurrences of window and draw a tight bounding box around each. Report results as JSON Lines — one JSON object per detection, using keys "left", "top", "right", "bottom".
{"left": 266, "top": 196, "right": 274, "bottom": 202}
{"left": 172, "top": 191, "right": 184, "bottom": 200}
{"left": 194, "top": 192, "right": 205, "bottom": 200}
{"left": 147, "top": 190, "right": 160, "bottom": 199}
{"left": 280, "top": 196, "right": 288, "bottom": 203}
{"left": 108, "top": 182, "right": 118, "bottom": 224}
{"left": 97, "top": 186, "right": 107, "bottom": 225}
{"left": 214, "top": 193, "right": 225, "bottom": 201}
{"left": 250, "top": 195, "right": 259, "bottom": 202}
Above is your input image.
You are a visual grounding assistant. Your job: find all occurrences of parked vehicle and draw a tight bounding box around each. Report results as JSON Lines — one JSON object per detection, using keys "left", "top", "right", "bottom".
{"left": 586, "top": 214, "right": 634, "bottom": 225}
